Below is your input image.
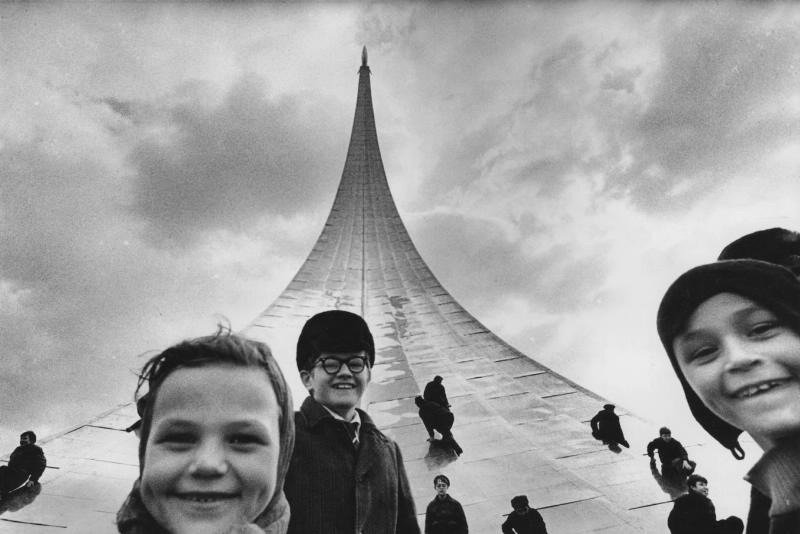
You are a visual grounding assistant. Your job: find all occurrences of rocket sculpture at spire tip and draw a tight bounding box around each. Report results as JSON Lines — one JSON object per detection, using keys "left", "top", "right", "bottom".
{"left": 362, "top": 46, "right": 368, "bottom": 67}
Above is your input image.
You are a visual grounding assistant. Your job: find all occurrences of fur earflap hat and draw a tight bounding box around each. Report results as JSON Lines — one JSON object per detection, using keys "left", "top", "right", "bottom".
{"left": 657, "top": 259, "right": 800, "bottom": 459}
{"left": 296, "top": 310, "right": 375, "bottom": 371}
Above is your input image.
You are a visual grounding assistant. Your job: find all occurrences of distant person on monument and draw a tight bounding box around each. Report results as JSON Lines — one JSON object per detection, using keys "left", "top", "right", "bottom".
{"left": 590, "top": 404, "right": 630, "bottom": 450}
{"left": 415, "top": 396, "right": 463, "bottom": 456}
{"left": 425, "top": 474, "right": 468, "bottom": 534}
{"left": 115, "top": 329, "right": 295, "bottom": 534}
{"left": 667, "top": 474, "right": 743, "bottom": 534}
{"left": 646, "top": 427, "right": 696, "bottom": 479}
{"left": 501, "top": 495, "right": 547, "bottom": 534}
{"left": 0, "top": 431, "right": 46, "bottom": 497}
{"left": 424, "top": 375, "right": 450, "bottom": 408}
{"left": 286, "top": 310, "right": 420, "bottom": 534}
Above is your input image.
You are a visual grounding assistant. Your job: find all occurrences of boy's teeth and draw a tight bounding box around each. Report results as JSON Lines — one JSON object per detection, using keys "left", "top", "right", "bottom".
{"left": 738, "top": 381, "right": 783, "bottom": 398}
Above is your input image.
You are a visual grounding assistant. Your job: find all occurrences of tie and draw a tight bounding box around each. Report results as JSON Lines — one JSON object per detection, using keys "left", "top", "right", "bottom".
{"left": 345, "top": 421, "right": 359, "bottom": 449}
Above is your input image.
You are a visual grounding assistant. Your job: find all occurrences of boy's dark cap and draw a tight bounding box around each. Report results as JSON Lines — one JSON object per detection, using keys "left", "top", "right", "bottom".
{"left": 296, "top": 310, "right": 375, "bottom": 371}
{"left": 718, "top": 227, "right": 800, "bottom": 275}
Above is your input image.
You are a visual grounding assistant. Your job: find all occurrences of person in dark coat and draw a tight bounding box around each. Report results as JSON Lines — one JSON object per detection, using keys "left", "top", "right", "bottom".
{"left": 415, "top": 396, "right": 463, "bottom": 456}
{"left": 647, "top": 427, "right": 696, "bottom": 479}
{"left": 667, "top": 475, "right": 743, "bottom": 534}
{"left": 424, "top": 376, "right": 450, "bottom": 408}
{"left": 425, "top": 474, "right": 467, "bottom": 534}
{"left": 0, "top": 431, "right": 46, "bottom": 496}
{"left": 501, "top": 495, "right": 547, "bottom": 534}
{"left": 285, "top": 310, "right": 420, "bottom": 534}
{"left": 590, "top": 404, "right": 629, "bottom": 449}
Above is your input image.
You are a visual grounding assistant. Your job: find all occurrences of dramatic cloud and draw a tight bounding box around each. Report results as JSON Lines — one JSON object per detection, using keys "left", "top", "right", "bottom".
{"left": 128, "top": 74, "right": 345, "bottom": 247}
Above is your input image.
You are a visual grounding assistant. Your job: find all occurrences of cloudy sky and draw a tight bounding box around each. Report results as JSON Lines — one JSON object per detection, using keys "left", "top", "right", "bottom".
{"left": 2, "top": 2, "right": 800, "bottom": 456}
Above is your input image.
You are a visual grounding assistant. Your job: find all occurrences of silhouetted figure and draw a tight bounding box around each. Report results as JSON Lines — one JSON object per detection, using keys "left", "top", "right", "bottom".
{"left": 502, "top": 495, "right": 547, "bottom": 534}
{"left": 590, "top": 404, "right": 629, "bottom": 449}
{"left": 0, "top": 431, "right": 46, "bottom": 497}
{"left": 416, "top": 396, "right": 463, "bottom": 456}
{"left": 425, "top": 474, "right": 468, "bottom": 534}
{"left": 647, "top": 427, "right": 696, "bottom": 480}
{"left": 424, "top": 375, "right": 450, "bottom": 408}
{"left": 668, "top": 475, "right": 743, "bottom": 534}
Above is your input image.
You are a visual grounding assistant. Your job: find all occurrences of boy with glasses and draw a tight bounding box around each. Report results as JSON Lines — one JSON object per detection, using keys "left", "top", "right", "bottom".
{"left": 285, "top": 310, "right": 420, "bottom": 534}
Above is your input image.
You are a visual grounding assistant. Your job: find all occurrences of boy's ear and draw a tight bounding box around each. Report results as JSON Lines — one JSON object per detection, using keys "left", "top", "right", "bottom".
{"left": 299, "top": 369, "right": 314, "bottom": 392}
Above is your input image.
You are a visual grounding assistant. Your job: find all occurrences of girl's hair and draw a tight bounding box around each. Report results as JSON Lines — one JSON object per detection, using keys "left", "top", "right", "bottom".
{"left": 657, "top": 259, "right": 800, "bottom": 459}
{"left": 130, "top": 327, "right": 295, "bottom": 531}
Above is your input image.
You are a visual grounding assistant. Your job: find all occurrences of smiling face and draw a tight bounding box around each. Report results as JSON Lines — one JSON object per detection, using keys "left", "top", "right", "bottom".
{"left": 300, "top": 350, "right": 370, "bottom": 420}
{"left": 674, "top": 292, "right": 800, "bottom": 448}
{"left": 689, "top": 480, "right": 709, "bottom": 497}
{"left": 140, "top": 365, "right": 281, "bottom": 534}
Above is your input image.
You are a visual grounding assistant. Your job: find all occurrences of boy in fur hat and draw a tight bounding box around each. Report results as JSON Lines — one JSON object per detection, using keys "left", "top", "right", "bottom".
{"left": 285, "top": 310, "right": 419, "bottom": 534}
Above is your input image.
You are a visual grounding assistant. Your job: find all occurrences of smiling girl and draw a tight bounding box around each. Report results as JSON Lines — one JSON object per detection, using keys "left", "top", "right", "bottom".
{"left": 658, "top": 259, "right": 800, "bottom": 533}
{"left": 117, "top": 330, "right": 294, "bottom": 534}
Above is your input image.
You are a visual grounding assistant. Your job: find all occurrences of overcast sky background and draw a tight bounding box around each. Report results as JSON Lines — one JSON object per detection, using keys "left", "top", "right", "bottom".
{"left": 2, "top": 1, "right": 800, "bottom": 470}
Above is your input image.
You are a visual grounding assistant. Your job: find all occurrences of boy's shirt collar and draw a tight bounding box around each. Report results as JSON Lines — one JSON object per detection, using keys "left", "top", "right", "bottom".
{"left": 321, "top": 404, "right": 362, "bottom": 429}
{"left": 301, "top": 396, "right": 374, "bottom": 430}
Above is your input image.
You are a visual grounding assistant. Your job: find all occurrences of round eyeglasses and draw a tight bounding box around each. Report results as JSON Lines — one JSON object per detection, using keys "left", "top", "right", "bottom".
{"left": 314, "top": 356, "right": 370, "bottom": 375}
